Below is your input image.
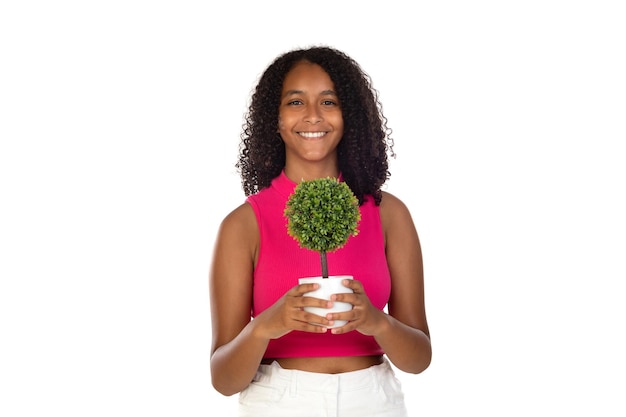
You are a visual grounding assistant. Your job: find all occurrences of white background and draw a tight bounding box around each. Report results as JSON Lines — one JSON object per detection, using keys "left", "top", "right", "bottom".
{"left": 1, "top": 1, "right": 625, "bottom": 415}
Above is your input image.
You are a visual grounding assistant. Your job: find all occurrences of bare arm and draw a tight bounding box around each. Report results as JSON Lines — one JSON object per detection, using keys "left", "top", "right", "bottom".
{"left": 209, "top": 203, "right": 332, "bottom": 396}
{"left": 378, "top": 191, "right": 431, "bottom": 373}
{"left": 329, "top": 191, "right": 432, "bottom": 373}
{"left": 209, "top": 203, "right": 266, "bottom": 396}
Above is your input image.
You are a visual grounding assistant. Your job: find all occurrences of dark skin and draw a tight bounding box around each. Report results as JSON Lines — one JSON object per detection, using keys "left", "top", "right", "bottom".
{"left": 210, "top": 62, "right": 431, "bottom": 397}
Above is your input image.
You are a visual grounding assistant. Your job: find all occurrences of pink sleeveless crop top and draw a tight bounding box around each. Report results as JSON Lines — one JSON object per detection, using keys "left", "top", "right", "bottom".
{"left": 246, "top": 171, "right": 391, "bottom": 358}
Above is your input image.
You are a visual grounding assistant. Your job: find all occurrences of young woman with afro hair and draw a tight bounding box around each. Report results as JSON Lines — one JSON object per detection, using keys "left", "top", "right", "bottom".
{"left": 210, "top": 46, "right": 431, "bottom": 417}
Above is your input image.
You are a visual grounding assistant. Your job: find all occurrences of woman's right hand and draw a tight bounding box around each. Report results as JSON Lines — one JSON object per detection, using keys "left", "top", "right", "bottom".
{"left": 253, "top": 283, "right": 333, "bottom": 339}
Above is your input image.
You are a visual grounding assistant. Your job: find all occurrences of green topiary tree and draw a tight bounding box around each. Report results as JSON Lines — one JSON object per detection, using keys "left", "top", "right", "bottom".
{"left": 284, "top": 177, "right": 361, "bottom": 278}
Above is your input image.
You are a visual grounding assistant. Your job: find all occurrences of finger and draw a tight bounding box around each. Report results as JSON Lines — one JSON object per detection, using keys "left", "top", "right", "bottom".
{"left": 326, "top": 309, "right": 357, "bottom": 324}
{"left": 299, "top": 312, "right": 332, "bottom": 328}
{"left": 298, "top": 323, "right": 329, "bottom": 333}
{"left": 330, "top": 292, "right": 357, "bottom": 304}
{"left": 328, "top": 309, "right": 361, "bottom": 334}
{"left": 329, "top": 318, "right": 356, "bottom": 334}
{"left": 289, "top": 283, "right": 320, "bottom": 296}
{"left": 300, "top": 297, "right": 333, "bottom": 309}
{"left": 342, "top": 279, "right": 363, "bottom": 292}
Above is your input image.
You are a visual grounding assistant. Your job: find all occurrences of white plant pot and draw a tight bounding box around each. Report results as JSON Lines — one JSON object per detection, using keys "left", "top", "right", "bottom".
{"left": 298, "top": 275, "right": 354, "bottom": 328}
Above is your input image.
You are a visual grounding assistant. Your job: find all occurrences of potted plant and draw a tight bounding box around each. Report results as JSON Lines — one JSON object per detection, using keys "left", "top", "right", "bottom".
{"left": 284, "top": 177, "right": 361, "bottom": 327}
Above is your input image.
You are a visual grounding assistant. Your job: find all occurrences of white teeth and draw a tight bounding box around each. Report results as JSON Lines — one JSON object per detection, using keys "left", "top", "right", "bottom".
{"left": 299, "top": 131, "right": 325, "bottom": 138}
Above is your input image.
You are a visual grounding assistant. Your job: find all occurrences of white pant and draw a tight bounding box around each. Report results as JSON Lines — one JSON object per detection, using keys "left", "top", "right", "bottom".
{"left": 238, "top": 359, "right": 408, "bottom": 417}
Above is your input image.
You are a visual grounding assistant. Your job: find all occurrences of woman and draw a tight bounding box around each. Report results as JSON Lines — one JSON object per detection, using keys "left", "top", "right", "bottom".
{"left": 210, "top": 46, "right": 431, "bottom": 416}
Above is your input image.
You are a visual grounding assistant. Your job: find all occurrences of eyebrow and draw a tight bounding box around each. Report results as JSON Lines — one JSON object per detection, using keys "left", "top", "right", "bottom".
{"left": 283, "top": 89, "right": 338, "bottom": 97}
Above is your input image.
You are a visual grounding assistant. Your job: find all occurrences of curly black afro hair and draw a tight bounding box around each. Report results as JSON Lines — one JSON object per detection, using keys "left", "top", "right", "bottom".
{"left": 236, "top": 46, "right": 395, "bottom": 205}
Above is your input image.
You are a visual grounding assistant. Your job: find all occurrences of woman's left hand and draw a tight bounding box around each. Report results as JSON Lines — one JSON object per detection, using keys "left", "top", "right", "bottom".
{"left": 326, "top": 279, "right": 386, "bottom": 336}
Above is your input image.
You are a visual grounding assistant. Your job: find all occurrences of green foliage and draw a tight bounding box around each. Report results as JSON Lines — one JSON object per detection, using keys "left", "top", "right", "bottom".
{"left": 284, "top": 177, "right": 361, "bottom": 254}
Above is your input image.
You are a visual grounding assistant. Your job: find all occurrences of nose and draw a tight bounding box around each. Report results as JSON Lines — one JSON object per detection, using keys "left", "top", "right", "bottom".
{"left": 304, "top": 105, "right": 323, "bottom": 124}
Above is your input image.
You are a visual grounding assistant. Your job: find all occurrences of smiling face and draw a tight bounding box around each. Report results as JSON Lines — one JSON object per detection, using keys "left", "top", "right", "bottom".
{"left": 278, "top": 61, "right": 344, "bottom": 179}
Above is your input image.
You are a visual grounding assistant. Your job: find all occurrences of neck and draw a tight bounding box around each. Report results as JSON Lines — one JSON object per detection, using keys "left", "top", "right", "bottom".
{"left": 284, "top": 162, "right": 339, "bottom": 183}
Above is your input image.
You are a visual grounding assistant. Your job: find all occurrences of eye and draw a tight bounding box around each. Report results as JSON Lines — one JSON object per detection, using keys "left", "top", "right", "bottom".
{"left": 321, "top": 100, "right": 338, "bottom": 106}
{"left": 287, "top": 99, "right": 303, "bottom": 106}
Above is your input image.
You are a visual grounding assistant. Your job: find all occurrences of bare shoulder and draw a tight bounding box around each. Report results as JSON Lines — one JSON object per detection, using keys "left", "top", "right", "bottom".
{"left": 214, "top": 201, "right": 259, "bottom": 262}
{"left": 379, "top": 190, "right": 408, "bottom": 209}
{"left": 379, "top": 190, "right": 420, "bottom": 250}
{"left": 379, "top": 191, "right": 415, "bottom": 227}
{"left": 219, "top": 201, "right": 257, "bottom": 233}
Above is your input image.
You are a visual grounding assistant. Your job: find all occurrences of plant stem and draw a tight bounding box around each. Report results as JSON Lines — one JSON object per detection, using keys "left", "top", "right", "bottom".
{"left": 320, "top": 251, "right": 328, "bottom": 278}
